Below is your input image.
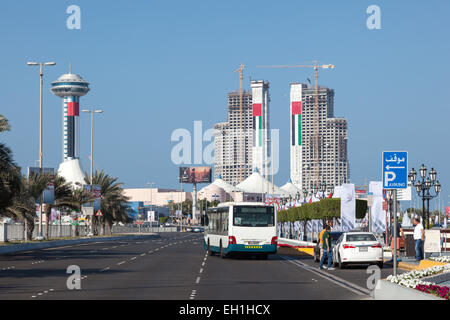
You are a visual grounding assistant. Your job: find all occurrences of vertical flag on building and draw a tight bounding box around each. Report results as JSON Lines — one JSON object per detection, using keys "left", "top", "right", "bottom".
{"left": 291, "top": 101, "right": 302, "bottom": 146}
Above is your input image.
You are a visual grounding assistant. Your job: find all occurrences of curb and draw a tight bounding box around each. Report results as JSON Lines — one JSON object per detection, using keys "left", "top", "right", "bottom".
{"left": 397, "top": 260, "right": 449, "bottom": 271}
{"left": 277, "top": 243, "right": 315, "bottom": 256}
{"left": 0, "top": 234, "right": 160, "bottom": 255}
{"left": 373, "top": 279, "right": 444, "bottom": 300}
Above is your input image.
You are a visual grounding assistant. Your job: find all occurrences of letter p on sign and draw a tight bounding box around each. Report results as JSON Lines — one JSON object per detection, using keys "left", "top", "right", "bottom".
{"left": 384, "top": 172, "right": 396, "bottom": 187}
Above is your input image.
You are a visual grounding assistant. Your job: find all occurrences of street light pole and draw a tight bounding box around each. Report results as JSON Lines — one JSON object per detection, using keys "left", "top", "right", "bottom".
{"left": 409, "top": 165, "right": 441, "bottom": 230}
{"left": 27, "top": 61, "right": 56, "bottom": 240}
{"left": 82, "top": 108, "right": 103, "bottom": 235}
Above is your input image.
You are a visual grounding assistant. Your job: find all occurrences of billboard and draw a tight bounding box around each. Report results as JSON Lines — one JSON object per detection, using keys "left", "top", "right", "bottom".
{"left": 179, "top": 167, "right": 211, "bottom": 184}
{"left": 82, "top": 184, "right": 102, "bottom": 212}
{"left": 28, "top": 167, "right": 54, "bottom": 204}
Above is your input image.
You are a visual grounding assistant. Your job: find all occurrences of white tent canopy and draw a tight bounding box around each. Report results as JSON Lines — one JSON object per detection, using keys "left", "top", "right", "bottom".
{"left": 211, "top": 174, "right": 242, "bottom": 193}
{"left": 236, "top": 169, "right": 288, "bottom": 196}
{"left": 280, "top": 179, "right": 301, "bottom": 197}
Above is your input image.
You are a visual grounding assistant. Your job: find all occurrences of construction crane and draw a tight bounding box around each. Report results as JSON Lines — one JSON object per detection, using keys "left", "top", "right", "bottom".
{"left": 257, "top": 61, "right": 335, "bottom": 184}
{"left": 234, "top": 64, "right": 245, "bottom": 182}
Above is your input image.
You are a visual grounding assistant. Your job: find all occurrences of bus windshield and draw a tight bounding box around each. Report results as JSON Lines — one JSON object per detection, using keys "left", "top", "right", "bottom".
{"left": 233, "top": 206, "right": 274, "bottom": 227}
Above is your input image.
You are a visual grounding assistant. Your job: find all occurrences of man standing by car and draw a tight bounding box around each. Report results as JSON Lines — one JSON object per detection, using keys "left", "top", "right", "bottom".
{"left": 389, "top": 216, "right": 404, "bottom": 262}
{"left": 319, "top": 225, "right": 335, "bottom": 270}
{"left": 413, "top": 217, "right": 425, "bottom": 261}
{"left": 318, "top": 224, "right": 327, "bottom": 261}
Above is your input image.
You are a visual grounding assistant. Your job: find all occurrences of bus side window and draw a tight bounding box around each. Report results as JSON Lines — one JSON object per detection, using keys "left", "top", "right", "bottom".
{"left": 222, "top": 212, "right": 228, "bottom": 234}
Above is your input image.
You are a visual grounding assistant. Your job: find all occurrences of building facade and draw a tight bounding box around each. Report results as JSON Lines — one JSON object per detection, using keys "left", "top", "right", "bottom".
{"left": 213, "top": 80, "right": 271, "bottom": 186}
{"left": 290, "top": 84, "right": 349, "bottom": 193}
{"left": 213, "top": 89, "right": 253, "bottom": 186}
{"left": 251, "top": 80, "right": 270, "bottom": 180}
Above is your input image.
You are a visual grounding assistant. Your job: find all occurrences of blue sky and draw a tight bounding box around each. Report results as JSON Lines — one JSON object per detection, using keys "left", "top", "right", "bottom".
{"left": 1, "top": 1, "right": 449, "bottom": 210}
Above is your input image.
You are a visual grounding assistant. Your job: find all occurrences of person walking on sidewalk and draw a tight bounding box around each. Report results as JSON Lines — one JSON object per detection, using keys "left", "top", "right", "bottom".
{"left": 413, "top": 217, "right": 425, "bottom": 261}
{"left": 318, "top": 224, "right": 327, "bottom": 261}
{"left": 319, "top": 225, "right": 335, "bottom": 270}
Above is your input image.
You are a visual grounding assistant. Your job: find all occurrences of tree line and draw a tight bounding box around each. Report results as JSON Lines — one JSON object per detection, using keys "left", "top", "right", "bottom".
{"left": 0, "top": 114, "right": 131, "bottom": 240}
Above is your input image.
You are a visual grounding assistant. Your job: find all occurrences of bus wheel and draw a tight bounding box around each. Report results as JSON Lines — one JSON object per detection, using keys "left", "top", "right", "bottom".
{"left": 208, "top": 240, "right": 215, "bottom": 256}
{"left": 259, "top": 254, "right": 268, "bottom": 260}
{"left": 220, "top": 243, "right": 226, "bottom": 259}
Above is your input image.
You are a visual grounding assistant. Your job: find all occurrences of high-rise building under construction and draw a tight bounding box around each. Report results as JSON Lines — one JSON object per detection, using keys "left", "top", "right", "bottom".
{"left": 289, "top": 83, "right": 349, "bottom": 192}
{"left": 214, "top": 80, "right": 270, "bottom": 186}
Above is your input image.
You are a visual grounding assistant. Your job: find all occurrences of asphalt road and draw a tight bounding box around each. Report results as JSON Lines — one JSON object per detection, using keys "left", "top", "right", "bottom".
{"left": 0, "top": 233, "right": 401, "bottom": 300}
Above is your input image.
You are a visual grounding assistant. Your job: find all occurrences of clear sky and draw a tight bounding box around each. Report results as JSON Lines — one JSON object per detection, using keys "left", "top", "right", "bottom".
{"left": 1, "top": 1, "right": 449, "bottom": 211}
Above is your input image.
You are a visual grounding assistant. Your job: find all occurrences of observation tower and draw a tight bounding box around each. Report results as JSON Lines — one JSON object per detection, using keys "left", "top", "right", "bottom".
{"left": 51, "top": 70, "right": 90, "bottom": 186}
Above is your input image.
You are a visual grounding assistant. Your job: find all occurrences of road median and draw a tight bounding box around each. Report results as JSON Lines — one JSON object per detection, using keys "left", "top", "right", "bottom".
{"left": 0, "top": 233, "right": 160, "bottom": 255}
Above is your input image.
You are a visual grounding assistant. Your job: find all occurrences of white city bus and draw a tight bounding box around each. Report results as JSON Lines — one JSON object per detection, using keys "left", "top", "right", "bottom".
{"left": 203, "top": 202, "right": 277, "bottom": 259}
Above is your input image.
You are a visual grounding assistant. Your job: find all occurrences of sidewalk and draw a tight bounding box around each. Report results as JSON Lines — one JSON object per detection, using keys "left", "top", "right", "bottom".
{"left": 385, "top": 257, "right": 449, "bottom": 271}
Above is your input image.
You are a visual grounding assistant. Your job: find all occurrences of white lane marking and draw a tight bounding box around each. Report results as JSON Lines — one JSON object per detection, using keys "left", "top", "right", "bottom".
{"left": 202, "top": 262, "right": 205, "bottom": 266}
{"left": 130, "top": 257, "right": 137, "bottom": 260}
{"left": 281, "top": 256, "right": 369, "bottom": 296}
{"left": 49, "top": 289, "right": 54, "bottom": 291}
{"left": 100, "top": 267, "right": 110, "bottom": 272}
{"left": 117, "top": 261, "right": 126, "bottom": 265}
{"left": 38, "top": 293, "right": 43, "bottom": 295}
{"left": 195, "top": 277, "right": 201, "bottom": 284}
{"left": 148, "top": 251, "right": 153, "bottom": 253}
{"left": 112, "top": 246, "right": 118, "bottom": 248}
{"left": 44, "top": 291, "right": 48, "bottom": 293}
{"left": 199, "top": 268, "right": 203, "bottom": 273}
{"left": 140, "top": 253, "right": 146, "bottom": 256}
{"left": 31, "top": 295, "right": 37, "bottom": 298}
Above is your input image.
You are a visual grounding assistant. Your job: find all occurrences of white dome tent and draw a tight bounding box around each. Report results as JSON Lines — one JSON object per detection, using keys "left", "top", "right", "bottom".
{"left": 211, "top": 174, "right": 242, "bottom": 193}
{"left": 280, "top": 179, "right": 302, "bottom": 197}
{"left": 236, "top": 168, "right": 288, "bottom": 197}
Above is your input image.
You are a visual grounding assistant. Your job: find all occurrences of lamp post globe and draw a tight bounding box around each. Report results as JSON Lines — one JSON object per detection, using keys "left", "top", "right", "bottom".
{"left": 429, "top": 168, "right": 436, "bottom": 182}
{"left": 419, "top": 164, "right": 427, "bottom": 179}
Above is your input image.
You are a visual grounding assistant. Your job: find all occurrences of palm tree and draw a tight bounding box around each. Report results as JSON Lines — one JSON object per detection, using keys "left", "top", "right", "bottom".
{"left": 68, "top": 184, "right": 96, "bottom": 236}
{"left": 0, "top": 114, "right": 11, "bottom": 133}
{"left": 0, "top": 115, "right": 20, "bottom": 213}
{"left": 42, "top": 174, "right": 76, "bottom": 238}
{"left": 90, "top": 170, "right": 130, "bottom": 235}
{"left": 5, "top": 172, "right": 52, "bottom": 240}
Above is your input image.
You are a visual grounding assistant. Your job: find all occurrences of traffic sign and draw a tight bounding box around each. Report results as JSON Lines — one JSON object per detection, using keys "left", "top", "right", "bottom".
{"left": 382, "top": 151, "right": 408, "bottom": 189}
{"left": 96, "top": 210, "right": 103, "bottom": 217}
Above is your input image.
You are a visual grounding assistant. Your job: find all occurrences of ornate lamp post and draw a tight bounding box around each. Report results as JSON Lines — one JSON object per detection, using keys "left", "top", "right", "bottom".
{"left": 408, "top": 165, "right": 441, "bottom": 229}
{"left": 303, "top": 188, "right": 308, "bottom": 204}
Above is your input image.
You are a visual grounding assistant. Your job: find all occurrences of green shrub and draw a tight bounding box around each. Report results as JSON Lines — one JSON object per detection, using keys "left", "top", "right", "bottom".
{"left": 276, "top": 198, "right": 367, "bottom": 222}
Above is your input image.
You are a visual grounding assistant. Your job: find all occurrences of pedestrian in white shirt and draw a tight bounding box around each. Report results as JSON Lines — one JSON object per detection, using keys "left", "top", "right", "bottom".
{"left": 412, "top": 218, "right": 425, "bottom": 261}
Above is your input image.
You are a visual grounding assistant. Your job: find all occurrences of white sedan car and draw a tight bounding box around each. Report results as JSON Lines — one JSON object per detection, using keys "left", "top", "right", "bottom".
{"left": 332, "top": 232, "right": 383, "bottom": 269}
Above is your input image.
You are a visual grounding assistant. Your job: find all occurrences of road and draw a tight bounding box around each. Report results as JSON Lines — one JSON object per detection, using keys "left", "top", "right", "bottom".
{"left": 0, "top": 232, "right": 401, "bottom": 300}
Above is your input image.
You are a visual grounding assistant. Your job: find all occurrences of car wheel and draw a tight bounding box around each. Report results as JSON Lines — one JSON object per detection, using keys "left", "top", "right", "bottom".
{"left": 338, "top": 255, "right": 345, "bottom": 269}
{"left": 377, "top": 261, "right": 384, "bottom": 269}
{"left": 314, "top": 251, "right": 319, "bottom": 262}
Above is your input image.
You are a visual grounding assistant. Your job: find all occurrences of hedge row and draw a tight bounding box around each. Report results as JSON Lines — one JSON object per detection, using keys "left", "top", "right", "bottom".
{"left": 277, "top": 198, "right": 367, "bottom": 223}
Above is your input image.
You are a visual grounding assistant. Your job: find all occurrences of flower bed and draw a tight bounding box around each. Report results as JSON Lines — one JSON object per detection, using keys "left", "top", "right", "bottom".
{"left": 429, "top": 256, "right": 450, "bottom": 263}
{"left": 415, "top": 284, "right": 450, "bottom": 300}
{"left": 386, "top": 264, "right": 450, "bottom": 289}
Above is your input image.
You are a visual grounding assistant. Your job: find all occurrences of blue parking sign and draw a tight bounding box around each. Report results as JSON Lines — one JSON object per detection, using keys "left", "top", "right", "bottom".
{"left": 382, "top": 151, "right": 408, "bottom": 189}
